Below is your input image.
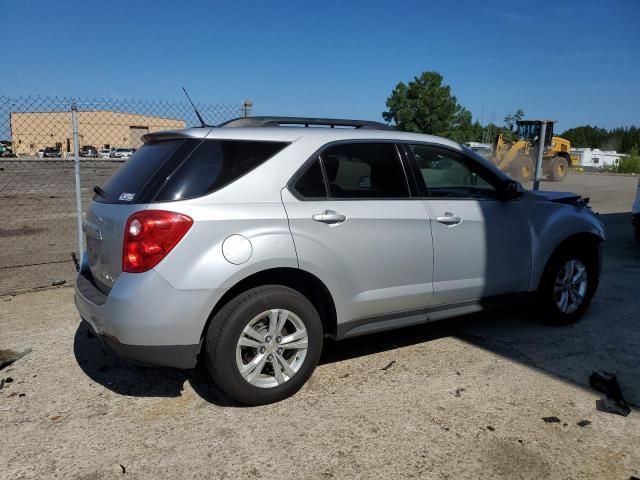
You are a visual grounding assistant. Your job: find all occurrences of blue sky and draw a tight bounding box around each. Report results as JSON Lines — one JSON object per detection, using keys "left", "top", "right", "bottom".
{"left": 1, "top": 0, "right": 638, "bottom": 132}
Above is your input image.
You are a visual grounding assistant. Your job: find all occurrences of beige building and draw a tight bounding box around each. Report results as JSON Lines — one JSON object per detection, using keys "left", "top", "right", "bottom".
{"left": 10, "top": 110, "right": 186, "bottom": 156}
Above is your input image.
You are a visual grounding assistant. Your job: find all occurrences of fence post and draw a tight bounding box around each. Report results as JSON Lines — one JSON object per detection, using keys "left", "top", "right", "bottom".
{"left": 532, "top": 120, "right": 547, "bottom": 191}
{"left": 243, "top": 99, "right": 253, "bottom": 117}
{"left": 71, "top": 103, "right": 84, "bottom": 262}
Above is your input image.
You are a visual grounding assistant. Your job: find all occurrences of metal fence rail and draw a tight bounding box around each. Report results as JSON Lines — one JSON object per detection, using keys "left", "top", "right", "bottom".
{"left": 0, "top": 95, "right": 245, "bottom": 295}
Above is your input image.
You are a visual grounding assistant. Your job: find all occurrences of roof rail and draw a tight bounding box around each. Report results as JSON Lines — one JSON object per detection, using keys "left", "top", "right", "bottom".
{"left": 218, "top": 116, "right": 393, "bottom": 130}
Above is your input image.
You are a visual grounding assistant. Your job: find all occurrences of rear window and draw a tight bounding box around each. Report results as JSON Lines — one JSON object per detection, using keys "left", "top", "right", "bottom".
{"left": 94, "top": 140, "right": 183, "bottom": 203}
{"left": 94, "top": 139, "right": 288, "bottom": 204}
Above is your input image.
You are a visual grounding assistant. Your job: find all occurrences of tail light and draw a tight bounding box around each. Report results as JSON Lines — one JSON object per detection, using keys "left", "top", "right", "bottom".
{"left": 123, "top": 210, "right": 193, "bottom": 273}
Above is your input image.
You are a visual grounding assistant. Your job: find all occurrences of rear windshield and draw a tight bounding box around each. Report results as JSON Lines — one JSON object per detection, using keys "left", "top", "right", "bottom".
{"left": 94, "top": 139, "right": 288, "bottom": 204}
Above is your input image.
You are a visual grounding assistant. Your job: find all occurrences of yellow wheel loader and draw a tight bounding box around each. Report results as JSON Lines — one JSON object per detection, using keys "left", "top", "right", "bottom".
{"left": 493, "top": 120, "right": 575, "bottom": 182}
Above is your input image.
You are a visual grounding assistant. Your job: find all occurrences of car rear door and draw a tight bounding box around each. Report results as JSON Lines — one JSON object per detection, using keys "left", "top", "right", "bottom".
{"left": 281, "top": 142, "right": 434, "bottom": 331}
{"left": 405, "top": 144, "right": 532, "bottom": 306}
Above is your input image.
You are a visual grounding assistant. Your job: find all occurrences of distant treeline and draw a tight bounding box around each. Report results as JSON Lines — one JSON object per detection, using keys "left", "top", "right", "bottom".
{"left": 560, "top": 125, "right": 640, "bottom": 153}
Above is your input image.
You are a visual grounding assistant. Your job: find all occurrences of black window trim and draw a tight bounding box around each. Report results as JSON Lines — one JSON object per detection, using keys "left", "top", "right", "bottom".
{"left": 287, "top": 139, "right": 415, "bottom": 201}
{"left": 403, "top": 142, "right": 507, "bottom": 201}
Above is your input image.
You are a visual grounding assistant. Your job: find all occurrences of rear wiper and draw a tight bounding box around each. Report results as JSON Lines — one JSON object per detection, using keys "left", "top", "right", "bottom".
{"left": 93, "top": 185, "right": 107, "bottom": 197}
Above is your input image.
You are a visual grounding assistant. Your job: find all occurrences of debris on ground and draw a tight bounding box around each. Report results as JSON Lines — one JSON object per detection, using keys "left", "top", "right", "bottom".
{"left": 0, "top": 379, "right": 4, "bottom": 390}
{"left": 0, "top": 348, "right": 32, "bottom": 371}
{"left": 381, "top": 360, "right": 396, "bottom": 371}
{"left": 51, "top": 280, "right": 66, "bottom": 286}
{"left": 454, "top": 387, "right": 465, "bottom": 398}
{"left": 543, "top": 416, "right": 561, "bottom": 423}
{"left": 486, "top": 426, "right": 495, "bottom": 431}
{"left": 577, "top": 420, "right": 592, "bottom": 427}
{"left": 589, "top": 371, "right": 631, "bottom": 417}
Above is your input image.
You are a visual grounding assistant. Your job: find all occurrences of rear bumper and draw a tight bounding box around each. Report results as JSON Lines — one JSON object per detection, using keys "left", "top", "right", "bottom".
{"left": 74, "top": 265, "right": 225, "bottom": 369}
{"left": 82, "top": 320, "right": 200, "bottom": 369}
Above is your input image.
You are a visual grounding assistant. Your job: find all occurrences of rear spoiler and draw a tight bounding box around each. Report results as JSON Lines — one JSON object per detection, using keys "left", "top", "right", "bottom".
{"left": 141, "top": 128, "right": 211, "bottom": 143}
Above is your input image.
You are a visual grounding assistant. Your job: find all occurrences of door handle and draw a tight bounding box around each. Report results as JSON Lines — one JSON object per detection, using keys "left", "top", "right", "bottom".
{"left": 435, "top": 212, "right": 462, "bottom": 226}
{"left": 312, "top": 210, "right": 347, "bottom": 225}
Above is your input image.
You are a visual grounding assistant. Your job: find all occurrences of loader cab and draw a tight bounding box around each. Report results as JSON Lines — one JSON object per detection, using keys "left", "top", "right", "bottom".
{"left": 515, "top": 120, "right": 554, "bottom": 148}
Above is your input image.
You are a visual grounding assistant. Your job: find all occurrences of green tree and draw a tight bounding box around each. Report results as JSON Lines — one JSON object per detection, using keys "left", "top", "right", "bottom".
{"left": 503, "top": 109, "right": 525, "bottom": 130}
{"left": 383, "top": 71, "right": 472, "bottom": 139}
{"left": 611, "top": 146, "right": 640, "bottom": 174}
{"left": 561, "top": 125, "right": 640, "bottom": 153}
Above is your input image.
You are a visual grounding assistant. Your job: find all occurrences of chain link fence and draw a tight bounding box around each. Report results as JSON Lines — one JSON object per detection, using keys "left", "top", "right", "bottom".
{"left": 0, "top": 95, "right": 246, "bottom": 295}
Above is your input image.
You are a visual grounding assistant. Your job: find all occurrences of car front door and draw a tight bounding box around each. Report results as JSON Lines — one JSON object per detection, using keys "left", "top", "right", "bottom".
{"left": 406, "top": 144, "right": 531, "bottom": 306}
{"left": 281, "top": 142, "right": 434, "bottom": 332}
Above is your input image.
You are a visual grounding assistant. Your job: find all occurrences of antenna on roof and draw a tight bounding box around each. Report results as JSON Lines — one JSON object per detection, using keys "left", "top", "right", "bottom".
{"left": 181, "top": 87, "right": 209, "bottom": 128}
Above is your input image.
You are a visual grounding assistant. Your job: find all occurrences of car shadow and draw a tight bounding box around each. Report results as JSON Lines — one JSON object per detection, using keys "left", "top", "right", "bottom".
{"left": 324, "top": 212, "right": 640, "bottom": 407}
{"left": 73, "top": 322, "right": 243, "bottom": 406}
{"left": 73, "top": 212, "right": 639, "bottom": 408}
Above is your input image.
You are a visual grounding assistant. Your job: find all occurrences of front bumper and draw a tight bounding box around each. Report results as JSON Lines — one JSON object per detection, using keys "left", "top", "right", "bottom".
{"left": 74, "top": 267, "right": 223, "bottom": 369}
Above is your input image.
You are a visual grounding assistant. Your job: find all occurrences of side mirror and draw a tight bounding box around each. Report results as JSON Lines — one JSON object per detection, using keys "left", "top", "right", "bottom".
{"left": 500, "top": 179, "right": 522, "bottom": 200}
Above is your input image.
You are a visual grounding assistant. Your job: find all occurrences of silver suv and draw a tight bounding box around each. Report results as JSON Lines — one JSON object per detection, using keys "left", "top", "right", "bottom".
{"left": 75, "top": 116, "right": 604, "bottom": 405}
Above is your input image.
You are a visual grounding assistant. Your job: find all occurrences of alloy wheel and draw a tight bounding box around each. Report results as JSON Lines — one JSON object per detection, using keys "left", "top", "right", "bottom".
{"left": 235, "top": 309, "right": 308, "bottom": 388}
{"left": 553, "top": 259, "right": 588, "bottom": 314}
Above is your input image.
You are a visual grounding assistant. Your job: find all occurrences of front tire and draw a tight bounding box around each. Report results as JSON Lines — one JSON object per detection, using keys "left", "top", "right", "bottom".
{"left": 537, "top": 246, "right": 599, "bottom": 325}
{"left": 204, "top": 285, "right": 323, "bottom": 405}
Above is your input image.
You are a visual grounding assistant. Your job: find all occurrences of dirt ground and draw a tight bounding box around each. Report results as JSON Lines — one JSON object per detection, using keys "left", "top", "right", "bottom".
{"left": 1, "top": 174, "right": 639, "bottom": 479}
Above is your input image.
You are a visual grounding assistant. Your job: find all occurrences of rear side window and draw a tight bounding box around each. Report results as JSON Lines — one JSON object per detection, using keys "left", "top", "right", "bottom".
{"left": 154, "top": 140, "right": 288, "bottom": 202}
{"left": 94, "top": 139, "right": 288, "bottom": 204}
{"left": 321, "top": 143, "right": 409, "bottom": 198}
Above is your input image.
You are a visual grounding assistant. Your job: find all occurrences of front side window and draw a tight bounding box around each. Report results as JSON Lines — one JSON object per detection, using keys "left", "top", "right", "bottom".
{"left": 410, "top": 145, "right": 497, "bottom": 199}
{"left": 320, "top": 143, "right": 409, "bottom": 199}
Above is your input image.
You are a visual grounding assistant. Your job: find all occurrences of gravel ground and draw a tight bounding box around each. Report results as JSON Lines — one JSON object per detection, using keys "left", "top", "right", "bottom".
{"left": 0, "top": 174, "right": 639, "bottom": 479}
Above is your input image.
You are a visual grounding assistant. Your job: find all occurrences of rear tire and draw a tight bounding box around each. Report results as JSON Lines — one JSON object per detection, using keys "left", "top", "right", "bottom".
{"left": 510, "top": 156, "right": 535, "bottom": 183}
{"left": 549, "top": 156, "right": 569, "bottom": 182}
{"left": 537, "top": 245, "right": 600, "bottom": 325}
{"left": 204, "top": 285, "right": 323, "bottom": 406}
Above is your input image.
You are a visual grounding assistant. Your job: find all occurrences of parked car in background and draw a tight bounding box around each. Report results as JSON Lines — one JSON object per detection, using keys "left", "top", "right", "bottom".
{"left": 464, "top": 142, "right": 494, "bottom": 159}
{"left": 42, "top": 147, "right": 61, "bottom": 158}
{"left": 75, "top": 116, "right": 605, "bottom": 406}
{"left": 633, "top": 177, "right": 640, "bottom": 243}
{"left": 0, "top": 140, "right": 15, "bottom": 157}
{"left": 99, "top": 149, "right": 111, "bottom": 159}
{"left": 110, "top": 147, "right": 134, "bottom": 158}
{"left": 80, "top": 145, "right": 98, "bottom": 158}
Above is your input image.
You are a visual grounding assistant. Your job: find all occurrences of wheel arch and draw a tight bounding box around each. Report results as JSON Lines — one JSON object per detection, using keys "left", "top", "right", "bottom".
{"left": 201, "top": 267, "right": 338, "bottom": 342}
{"left": 533, "top": 231, "right": 603, "bottom": 290}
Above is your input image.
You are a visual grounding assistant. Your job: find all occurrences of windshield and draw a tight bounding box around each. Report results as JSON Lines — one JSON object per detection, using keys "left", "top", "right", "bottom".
{"left": 516, "top": 123, "right": 540, "bottom": 141}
